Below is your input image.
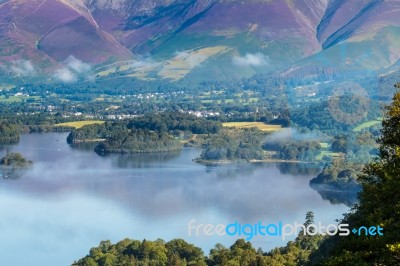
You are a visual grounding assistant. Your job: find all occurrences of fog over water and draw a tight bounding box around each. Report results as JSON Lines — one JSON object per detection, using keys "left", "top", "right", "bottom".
{"left": 0, "top": 133, "right": 349, "bottom": 266}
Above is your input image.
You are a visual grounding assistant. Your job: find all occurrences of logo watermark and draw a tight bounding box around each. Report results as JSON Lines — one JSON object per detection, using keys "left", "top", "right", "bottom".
{"left": 188, "top": 220, "right": 383, "bottom": 241}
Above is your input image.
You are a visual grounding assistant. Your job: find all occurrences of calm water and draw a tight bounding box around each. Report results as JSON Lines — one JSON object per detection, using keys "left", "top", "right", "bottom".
{"left": 0, "top": 133, "right": 349, "bottom": 266}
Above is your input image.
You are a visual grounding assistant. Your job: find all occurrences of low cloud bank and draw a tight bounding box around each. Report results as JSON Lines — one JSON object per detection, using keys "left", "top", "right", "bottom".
{"left": 11, "top": 60, "right": 37, "bottom": 77}
{"left": 233, "top": 53, "right": 269, "bottom": 67}
{"left": 53, "top": 56, "right": 92, "bottom": 82}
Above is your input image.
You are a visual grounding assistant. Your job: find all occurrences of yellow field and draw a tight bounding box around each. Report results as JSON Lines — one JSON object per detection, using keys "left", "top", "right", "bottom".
{"left": 95, "top": 46, "right": 231, "bottom": 81}
{"left": 55, "top": 120, "right": 105, "bottom": 129}
{"left": 158, "top": 46, "right": 231, "bottom": 81}
{"left": 96, "top": 68, "right": 116, "bottom": 77}
{"left": 223, "top": 122, "right": 282, "bottom": 132}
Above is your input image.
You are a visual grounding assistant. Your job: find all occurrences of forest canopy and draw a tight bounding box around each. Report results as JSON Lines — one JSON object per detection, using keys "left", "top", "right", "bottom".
{"left": 67, "top": 112, "right": 222, "bottom": 154}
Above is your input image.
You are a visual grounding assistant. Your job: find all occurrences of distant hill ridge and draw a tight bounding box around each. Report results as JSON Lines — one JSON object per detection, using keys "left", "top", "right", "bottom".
{"left": 1, "top": 0, "right": 400, "bottom": 80}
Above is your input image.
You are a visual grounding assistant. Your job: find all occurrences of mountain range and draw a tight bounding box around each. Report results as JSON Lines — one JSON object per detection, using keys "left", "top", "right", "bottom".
{"left": 1, "top": 0, "right": 400, "bottom": 82}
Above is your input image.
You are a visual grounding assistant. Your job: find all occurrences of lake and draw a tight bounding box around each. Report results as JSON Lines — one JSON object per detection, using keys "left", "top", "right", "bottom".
{"left": 0, "top": 133, "right": 349, "bottom": 266}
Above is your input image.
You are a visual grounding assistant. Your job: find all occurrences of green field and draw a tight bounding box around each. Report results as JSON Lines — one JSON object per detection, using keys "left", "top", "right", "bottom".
{"left": 223, "top": 122, "right": 282, "bottom": 132}
{"left": 319, "top": 142, "right": 329, "bottom": 149}
{"left": 0, "top": 95, "right": 40, "bottom": 103}
{"left": 248, "top": 98, "right": 259, "bottom": 102}
{"left": 55, "top": 120, "right": 105, "bottom": 129}
{"left": 201, "top": 99, "right": 235, "bottom": 104}
{"left": 316, "top": 151, "right": 341, "bottom": 161}
{"left": 315, "top": 142, "right": 341, "bottom": 160}
{"left": 353, "top": 119, "right": 382, "bottom": 132}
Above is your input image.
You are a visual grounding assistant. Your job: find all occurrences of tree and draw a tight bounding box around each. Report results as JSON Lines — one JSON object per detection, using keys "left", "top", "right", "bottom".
{"left": 165, "top": 239, "right": 206, "bottom": 265}
{"left": 0, "top": 152, "right": 33, "bottom": 168}
{"left": 0, "top": 122, "right": 20, "bottom": 144}
{"left": 296, "top": 212, "right": 324, "bottom": 253}
{"left": 207, "top": 239, "right": 263, "bottom": 266}
{"left": 260, "top": 212, "right": 325, "bottom": 266}
{"left": 331, "top": 135, "right": 348, "bottom": 153}
{"left": 309, "top": 89, "right": 400, "bottom": 265}
{"left": 74, "top": 212, "right": 324, "bottom": 266}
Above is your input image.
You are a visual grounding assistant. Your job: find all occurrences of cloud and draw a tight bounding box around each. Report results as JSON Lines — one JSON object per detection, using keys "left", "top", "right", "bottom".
{"left": 64, "top": 56, "right": 91, "bottom": 73}
{"left": 53, "top": 68, "right": 77, "bottom": 83}
{"left": 11, "top": 60, "right": 37, "bottom": 77}
{"left": 233, "top": 52, "right": 269, "bottom": 67}
{"left": 53, "top": 56, "right": 92, "bottom": 82}
{"left": 267, "top": 128, "right": 322, "bottom": 142}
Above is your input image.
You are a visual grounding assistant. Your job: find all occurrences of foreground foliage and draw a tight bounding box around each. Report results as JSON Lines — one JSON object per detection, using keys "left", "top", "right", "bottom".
{"left": 73, "top": 213, "right": 323, "bottom": 266}
{"left": 308, "top": 89, "right": 400, "bottom": 265}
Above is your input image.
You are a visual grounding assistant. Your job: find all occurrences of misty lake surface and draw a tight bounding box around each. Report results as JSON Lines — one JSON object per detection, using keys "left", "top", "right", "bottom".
{"left": 0, "top": 133, "right": 349, "bottom": 266}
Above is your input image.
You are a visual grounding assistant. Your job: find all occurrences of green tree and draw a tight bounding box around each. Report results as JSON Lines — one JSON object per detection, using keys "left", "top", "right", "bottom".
{"left": 0, "top": 152, "right": 33, "bottom": 168}
{"left": 165, "top": 239, "right": 205, "bottom": 265}
{"left": 0, "top": 122, "right": 20, "bottom": 144}
{"left": 309, "top": 89, "right": 400, "bottom": 265}
{"left": 331, "top": 135, "right": 348, "bottom": 153}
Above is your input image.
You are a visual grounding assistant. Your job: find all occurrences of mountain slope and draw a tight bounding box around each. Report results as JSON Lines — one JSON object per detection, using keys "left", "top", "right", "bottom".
{"left": 0, "top": 0, "right": 132, "bottom": 69}
{"left": 1, "top": 0, "right": 400, "bottom": 81}
{"left": 301, "top": 0, "right": 400, "bottom": 71}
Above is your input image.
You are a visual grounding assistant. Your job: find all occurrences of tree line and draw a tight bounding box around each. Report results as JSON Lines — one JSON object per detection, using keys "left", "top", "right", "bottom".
{"left": 67, "top": 113, "right": 222, "bottom": 154}
{"left": 73, "top": 212, "right": 322, "bottom": 266}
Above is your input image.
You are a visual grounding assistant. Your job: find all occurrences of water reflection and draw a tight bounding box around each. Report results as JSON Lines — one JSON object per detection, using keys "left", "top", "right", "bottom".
{"left": 0, "top": 168, "right": 27, "bottom": 180}
{"left": 108, "top": 152, "right": 182, "bottom": 168}
{"left": 70, "top": 142, "right": 98, "bottom": 151}
{"left": 310, "top": 183, "right": 361, "bottom": 207}
{"left": 208, "top": 164, "right": 260, "bottom": 179}
{"left": 0, "top": 133, "right": 352, "bottom": 222}
{"left": 0, "top": 133, "right": 351, "bottom": 266}
{"left": 277, "top": 162, "right": 322, "bottom": 176}
{"left": 70, "top": 141, "right": 183, "bottom": 168}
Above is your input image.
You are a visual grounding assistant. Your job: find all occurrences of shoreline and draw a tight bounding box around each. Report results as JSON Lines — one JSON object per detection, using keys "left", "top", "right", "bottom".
{"left": 194, "top": 158, "right": 318, "bottom": 165}
{"left": 70, "top": 138, "right": 106, "bottom": 143}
